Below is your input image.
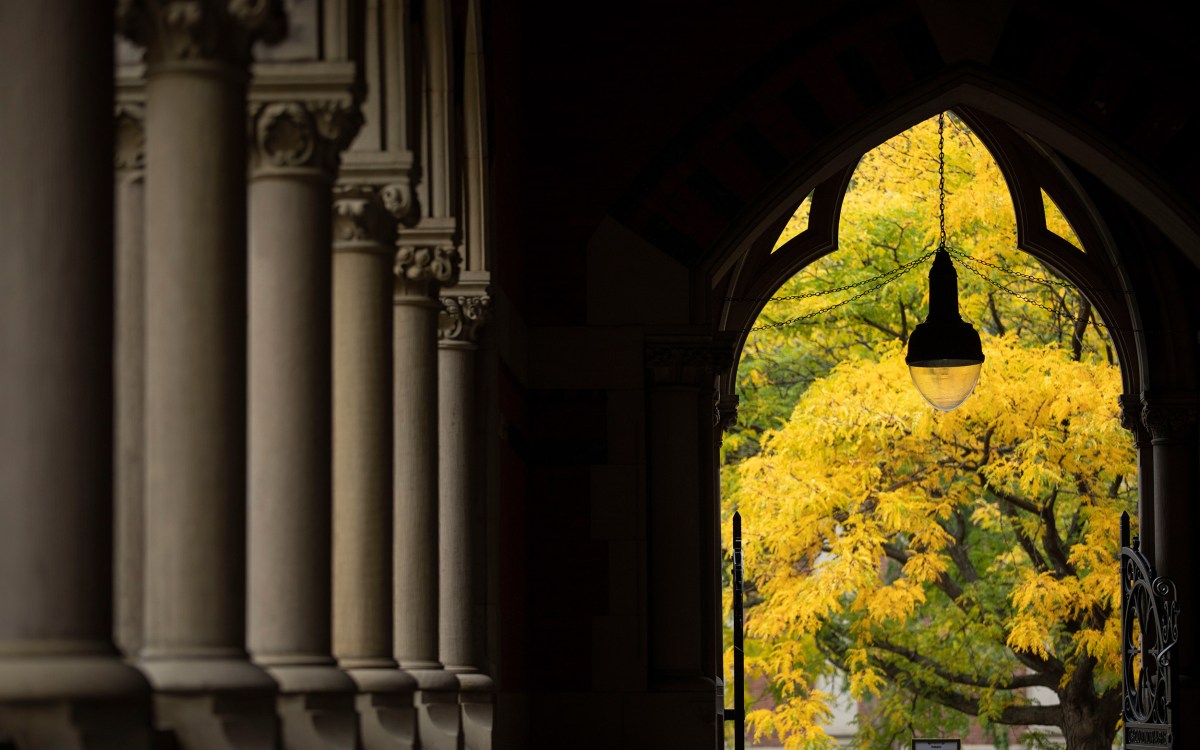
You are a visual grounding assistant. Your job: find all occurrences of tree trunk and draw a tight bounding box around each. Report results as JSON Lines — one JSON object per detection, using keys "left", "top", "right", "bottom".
{"left": 1058, "top": 685, "right": 1121, "bottom": 749}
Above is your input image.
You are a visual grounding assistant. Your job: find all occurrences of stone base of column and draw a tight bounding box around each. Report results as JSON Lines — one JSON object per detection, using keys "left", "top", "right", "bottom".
{"left": 151, "top": 693, "right": 278, "bottom": 750}
{"left": 347, "top": 669, "right": 417, "bottom": 750}
{"left": 0, "top": 699, "right": 152, "bottom": 750}
{"left": 264, "top": 665, "right": 358, "bottom": 750}
{"left": 0, "top": 655, "right": 151, "bottom": 750}
{"left": 139, "top": 658, "right": 278, "bottom": 750}
{"left": 457, "top": 673, "right": 493, "bottom": 750}
{"left": 405, "top": 670, "right": 460, "bottom": 750}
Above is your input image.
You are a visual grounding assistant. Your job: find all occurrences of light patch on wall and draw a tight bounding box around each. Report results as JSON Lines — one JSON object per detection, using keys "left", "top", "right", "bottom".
{"left": 771, "top": 191, "right": 813, "bottom": 252}
{"left": 1042, "top": 189, "right": 1084, "bottom": 252}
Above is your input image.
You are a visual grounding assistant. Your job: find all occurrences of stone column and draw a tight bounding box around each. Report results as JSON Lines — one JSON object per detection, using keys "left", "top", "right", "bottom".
{"left": 438, "top": 294, "right": 494, "bottom": 750}
{"left": 246, "top": 98, "right": 360, "bottom": 749}
{"left": 713, "top": 392, "right": 739, "bottom": 728}
{"left": 113, "top": 101, "right": 147, "bottom": 661}
{"left": 0, "top": 3, "right": 150, "bottom": 747}
{"left": 116, "top": 2, "right": 284, "bottom": 746}
{"left": 332, "top": 186, "right": 418, "bottom": 750}
{"left": 1119, "top": 394, "right": 1154, "bottom": 556}
{"left": 642, "top": 340, "right": 729, "bottom": 747}
{"left": 394, "top": 225, "right": 461, "bottom": 749}
{"left": 1141, "top": 392, "right": 1197, "bottom": 748}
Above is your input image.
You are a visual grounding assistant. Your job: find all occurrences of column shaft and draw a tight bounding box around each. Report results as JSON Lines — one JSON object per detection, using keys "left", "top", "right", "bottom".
{"left": 247, "top": 170, "right": 337, "bottom": 665}
{"left": 333, "top": 238, "right": 395, "bottom": 667}
{"left": 438, "top": 342, "right": 476, "bottom": 672}
{"left": 0, "top": 2, "right": 148, "bottom": 745}
{"left": 394, "top": 298, "right": 443, "bottom": 669}
{"left": 142, "top": 64, "right": 260, "bottom": 673}
{"left": 114, "top": 107, "right": 146, "bottom": 660}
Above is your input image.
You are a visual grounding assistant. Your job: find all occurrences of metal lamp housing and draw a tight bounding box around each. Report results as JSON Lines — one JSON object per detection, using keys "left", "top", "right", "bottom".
{"left": 905, "top": 250, "right": 984, "bottom": 411}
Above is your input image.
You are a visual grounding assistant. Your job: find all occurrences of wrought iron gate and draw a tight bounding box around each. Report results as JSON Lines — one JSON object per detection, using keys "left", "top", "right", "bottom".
{"left": 1121, "top": 511, "right": 1179, "bottom": 749}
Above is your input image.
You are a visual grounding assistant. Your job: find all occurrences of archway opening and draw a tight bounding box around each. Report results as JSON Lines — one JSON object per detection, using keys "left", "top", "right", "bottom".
{"left": 721, "top": 112, "right": 1135, "bottom": 750}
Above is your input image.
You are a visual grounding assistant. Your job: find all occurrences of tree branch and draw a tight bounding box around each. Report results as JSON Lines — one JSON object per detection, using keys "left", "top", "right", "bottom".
{"left": 871, "top": 638, "right": 1057, "bottom": 691}
{"left": 853, "top": 314, "right": 905, "bottom": 341}
{"left": 1040, "top": 489, "right": 1076, "bottom": 578}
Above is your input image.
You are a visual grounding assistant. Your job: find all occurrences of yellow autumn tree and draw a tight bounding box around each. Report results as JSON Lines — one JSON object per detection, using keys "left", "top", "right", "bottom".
{"left": 724, "top": 114, "right": 1135, "bottom": 750}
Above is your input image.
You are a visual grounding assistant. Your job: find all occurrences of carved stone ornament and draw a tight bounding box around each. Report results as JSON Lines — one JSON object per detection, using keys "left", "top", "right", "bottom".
{"left": 116, "top": 0, "right": 285, "bottom": 66}
{"left": 1141, "top": 398, "right": 1198, "bottom": 445}
{"left": 380, "top": 182, "right": 415, "bottom": 225}
{"left": 331, "top": 186, "right": 389, "bottom": 246}
{"left": 394, "top": 242, "right": 461, "bottom": 299}
{"left": 115, "top": 104, "right": 146, "bottom": 171}
{"left": 644, "top": 341, "right": 735, "bottom": 387}
{"left": 251, "top": 100, "right": 362, "bottom": 173}
{"left": 439, "top": 295, "right": 490, "bottom": 344}
{"left": 717, "top": 393, "right": 740, "bottom": 433}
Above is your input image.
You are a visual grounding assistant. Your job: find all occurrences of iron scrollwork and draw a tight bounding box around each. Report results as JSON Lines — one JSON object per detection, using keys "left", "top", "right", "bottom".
{"left": 1121, "top": 511, "right": 1179, "bottom": 749}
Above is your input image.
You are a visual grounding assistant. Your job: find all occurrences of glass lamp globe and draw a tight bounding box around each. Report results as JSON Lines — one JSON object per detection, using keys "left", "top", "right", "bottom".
{"left": 905, "top": 250, "right": 984, "bottom": 412}
{"left": 908, "top": 360, "right": 982, "bottom": 411}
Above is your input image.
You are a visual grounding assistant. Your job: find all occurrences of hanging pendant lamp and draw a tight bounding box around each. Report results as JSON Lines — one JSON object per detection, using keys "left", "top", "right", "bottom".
{"left": 905, "top": 113, "right": 984, "bottom": 411}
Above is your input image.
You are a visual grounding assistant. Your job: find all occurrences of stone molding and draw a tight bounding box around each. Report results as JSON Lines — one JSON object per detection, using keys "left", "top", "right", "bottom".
{"left": 116, "top": 0, "right": 286, "bottom": 66}
{"left": 115, "top": 104, "right": 146, "bottom": 172}
{"left": 394, "top": 223, "right": 461, "bottom": 299}
{"left": 438, "top": 294, "right": 490, "bottom": 345}
{"left": 1141, "top": 395, "right": 1198, "bottom": 445}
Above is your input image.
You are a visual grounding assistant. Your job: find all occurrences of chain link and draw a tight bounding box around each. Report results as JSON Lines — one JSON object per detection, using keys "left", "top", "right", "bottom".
{"left": 748, "top": 250, "right": 935, "bottom": 331}
{"left": 938, "top": 112, "right": 946, "bottom": 251}
{"left": 949, "top": 249, "right": 1113, "bottom": 333}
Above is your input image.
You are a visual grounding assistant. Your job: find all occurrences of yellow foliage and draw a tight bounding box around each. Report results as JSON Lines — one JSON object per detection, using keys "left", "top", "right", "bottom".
{"left": 727, "top": 113, "right": 1134, "bottom": 745}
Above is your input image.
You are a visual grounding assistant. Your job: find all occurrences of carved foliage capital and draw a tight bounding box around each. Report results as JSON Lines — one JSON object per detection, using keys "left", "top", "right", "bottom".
{"left": 439, "top": 295, "right": 491, "bottom": 344}
{"left": 394, "top": 240, "right": 460, "bottom": 299}
{"left": 332, "top": 185, "right": 392, "bottom": 246}
{"left": 117, "top": 0, "right": 285, "bottom": 66}
{"left": 115, "top": 104, "right": 146, "bottom": 171}
{"left": 250, "top": 100, "right": 362, "bottom": 173}
{"left": 1141, "top": 397, "right": 1198, "bottom": 444}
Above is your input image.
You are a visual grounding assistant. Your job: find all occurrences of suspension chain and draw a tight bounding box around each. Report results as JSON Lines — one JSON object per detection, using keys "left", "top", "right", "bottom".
{"left": 938, "top": 112, "right": 946, "bottom": 251}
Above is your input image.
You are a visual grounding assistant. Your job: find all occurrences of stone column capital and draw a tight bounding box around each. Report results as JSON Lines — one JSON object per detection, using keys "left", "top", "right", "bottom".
{"left": 1141, "top": 393, "right": 1198, "bottom": 445}
{"left": 438, "top": 294, "right": 490, "bottom": 347}
{"left": 716, "top": 393, "right": 739, "bottom": 433}
{"left": 117, "top": 0, "right": 286, "bottom": 67}
{"left": 249, "top": 99, "right": 362, "bottom": 175}
{"left": 394, "top": 224, "right": 460, "bottom": 300}
{"left": 1119, "top": 393, "right": 1149, "bottom": 446}
{"left": 332, "top": 185, "right": 392, "bottom": 249}
{"left": 644, "top": 339, "right": 734, "bottom": 388}
{"left": 114, "top": 104, "right": 146, "bottom": 172}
